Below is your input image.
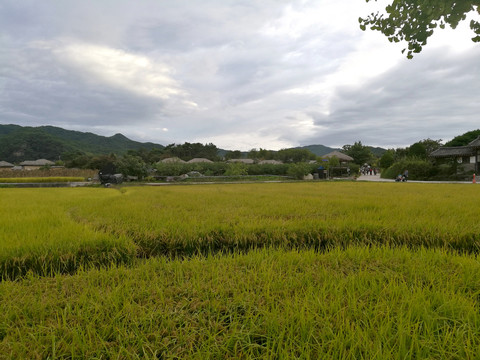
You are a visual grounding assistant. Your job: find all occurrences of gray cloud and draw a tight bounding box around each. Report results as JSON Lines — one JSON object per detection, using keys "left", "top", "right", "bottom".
{"left": 303, "top": 47, "right": 480, "bottom": 148}
{"left": 1, "top": 0, "right": 479, "bottom": 150}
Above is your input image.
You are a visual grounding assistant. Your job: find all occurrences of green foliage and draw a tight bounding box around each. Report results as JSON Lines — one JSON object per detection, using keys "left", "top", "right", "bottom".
{"left": 247, "top": 163, "right": 290, "bottom": 176}
{"left": 247, "top": 148, "right": 275, "bottom": 160}
{"left": 326, "top": 155, "right": 340, "bottom": 168}
{"left": 294, "top": 144, "right": 337, "bottom": 156}
{"left": 163, "top": 142, "right": 219, "bottom": 161}
{"left": 382, "top": 158, "right": 435, "bottom": 180}
{"left": 407, "top": 139, "right": 442, "bottom": 159}
{"left": 287, "top": 162, "right": 313, "bottom": 179}
{"left": 445, "top": 129, "right": 480, "bottom": 146}
{"left": 379, "top": 149, "right": 395, "bottom": 169}
{"left": 360, "top": 0, "right": 480, "bottom": 58}
{"left": 115, "top": 155, "right": 148, "bottom": 178}
{"left": 224, "top": 162, "right": 248, "bottom": 176}
{"left": 126, "top": 148, "right": 164, "bottom": 163}
{"left": 407, "top": 142, "right": 427, "bottom": 159}
{"left": 276, "top": 148, "right": 316, "bottom": 163}
{"left": 348, "top": 163, "right": 360, "bottom": 175}
{"left": 0, "top": 125, "right": 164, "bottom": 163}
{"left": 342, "top": 141, "right": 374, "bottom": 165}
{"left": 87, "top": 154, "right": 117, "bottom": 171}
{"left": 224, "top": 150, "right": 244, "bottom": 160}
{"left": 0, "top": 128, "right": 71, "bottom": 163}
{"left": 246, "top": 148, "right": 316, "bottom": 163}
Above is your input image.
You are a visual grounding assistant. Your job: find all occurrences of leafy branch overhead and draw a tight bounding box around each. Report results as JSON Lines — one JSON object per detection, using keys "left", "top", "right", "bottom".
{"left": 359, "top": 0, "right": 480, "bottom": 58}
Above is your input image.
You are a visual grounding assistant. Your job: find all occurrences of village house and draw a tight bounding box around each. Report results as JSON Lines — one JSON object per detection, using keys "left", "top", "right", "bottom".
{"left": 187, "top": 158, "right": 213, "bottom": 163}
{"left": 160, "top": 157, "right": 186, "bottom": 163}
{"left": 322, "top": 150, "right": 354, "bottom": 164}
{"left": 19, "top": 159, "right": 55, "bottom": 170}
{"left": 430, "top": 136, "right": 480, "bottom": 174}
{"left": 227, "top": 158, "right": 255, "bottom": 164}
{"left": 0, "top": 161, "right": 14, "bottom": 169}
{"left": 258, "top": 160, "right": 283, "bottom": 165}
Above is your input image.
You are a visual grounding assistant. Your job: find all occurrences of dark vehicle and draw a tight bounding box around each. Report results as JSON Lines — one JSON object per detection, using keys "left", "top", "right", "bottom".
{"left": 98, "top": 164, "right": 123, "bottom": 185}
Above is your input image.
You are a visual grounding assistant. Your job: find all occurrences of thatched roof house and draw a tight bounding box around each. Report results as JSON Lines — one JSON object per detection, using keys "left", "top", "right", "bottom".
{"left": 258, "top": 160, "right": 283, "bottom": 165}
{"left": 160, "top": 157, "right": 186, "bottom": 163}
{"left": 20, "top": 159, "right": 55, "bottom": 166}
{"left": 0, "top": 161, "right": 14, "bottom": 168}
{"left": 227, "top": 158, "right": 254, "bottom": 164}
{"left": 187, "top": 158, "right": 213, "bottom": 163}
{"left": 19, "top": 159, "right": 55, "bottom": 170}
{"left": 322, "top": 151, "right": 354, "bottom": 162}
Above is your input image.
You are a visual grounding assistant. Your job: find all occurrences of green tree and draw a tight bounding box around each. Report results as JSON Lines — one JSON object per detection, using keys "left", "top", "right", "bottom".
{"left": 445, "top": 129, "right": 480, "bottom": 146}
{"left": 325, "top": 155, "right": 340, "bottom": 169}
{"left": 407, "top": 139, "right": 442, "bottom": 159}
{"left": 115, "top": 155, "right": 148, "bottom": 178}
{"left": 163, "top": 142, "right": 219, "bottom": 161}
{"left": 342, "top": 141, "right": 374, "bottom": 165}
{"left": 287, "top": 163, "right": 313, "bottom": 180}
{"left": 224, "top": 162, "right": 248, "bottom": 176}
{"left": 276, "top": 148, "right": 316, "bottom": 163}
{"left": 360, "top": 0, "right": 480, "bottom": 58}
{"left": 379, "top": 149, "right": 395, "bottom": 169}
{"left": 88, "top": 154, "right": 117, "bottom": 171}
{"left": 225, "top": 150, "right": 243, "bottom": 160}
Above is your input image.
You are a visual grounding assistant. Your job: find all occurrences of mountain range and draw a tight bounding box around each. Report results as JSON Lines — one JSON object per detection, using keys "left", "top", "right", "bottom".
{"left": 0, "top": 124, "right": 164, "bottom": 163}
{"left": 0, "top": 124, "right": 386, "bottom": 163}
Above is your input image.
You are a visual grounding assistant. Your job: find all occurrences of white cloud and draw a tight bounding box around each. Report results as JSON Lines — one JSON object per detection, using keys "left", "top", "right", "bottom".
{"left": 51, "top": 42, "right": 185, "bottom": 100}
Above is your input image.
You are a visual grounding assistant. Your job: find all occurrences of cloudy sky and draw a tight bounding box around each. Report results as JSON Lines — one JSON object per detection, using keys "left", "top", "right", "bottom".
{"left": 1, "top": 0, "right": 479, "bottom": 150}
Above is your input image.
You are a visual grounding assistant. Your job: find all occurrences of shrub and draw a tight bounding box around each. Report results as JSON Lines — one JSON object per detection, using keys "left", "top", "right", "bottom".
{"left": 224, "top": 162, "right": 248, "bottom": 176}
{"left": 247, "top": 164, "right": 290, "bottom": 176}
{"left": 381, "top": 158, "right": 435, "bottom": 180}
{"left": 287, "top": 163, "right": 313, "bottom": 180}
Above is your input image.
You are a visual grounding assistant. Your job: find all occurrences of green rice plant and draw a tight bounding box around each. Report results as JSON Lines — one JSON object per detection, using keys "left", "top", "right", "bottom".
{"left": 0, "top": 168, "right": 96, "bottom": 179}
{"left": 0, "top": 177, "right": 85, "bottom": 183}
{"left": 1, "top": 246, "right": 480, "bottom": 359}
{"left": 72, "top": 182, "right": 480, "bottom": 257}
{"left": 2, "top": 182, "right": 479, "bottom": 280}
{"left": 0, "top": 188, "right": 137, "bottom": 280}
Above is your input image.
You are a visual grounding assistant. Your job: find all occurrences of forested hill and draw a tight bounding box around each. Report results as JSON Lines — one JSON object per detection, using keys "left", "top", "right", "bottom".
{"left": 0, "top": 124, "right": 164, "bottom": 163}
{"left": 295, "top": 144, "right": 386, "bottom": 157}
{"left": 294, "top": 144, "right": 338, "bottom": 156}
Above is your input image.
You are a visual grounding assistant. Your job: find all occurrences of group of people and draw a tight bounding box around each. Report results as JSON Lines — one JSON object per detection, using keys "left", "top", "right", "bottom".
{"left": 360, "top": 165, "right": 377, "bottom": 176}
{"left": 395, "top": 169, "right": 409, "bottom": 182}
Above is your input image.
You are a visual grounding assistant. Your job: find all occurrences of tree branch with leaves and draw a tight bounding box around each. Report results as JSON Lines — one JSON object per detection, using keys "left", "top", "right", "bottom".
{"left": 359, "top": 0, "right": 480, "bottom": 58}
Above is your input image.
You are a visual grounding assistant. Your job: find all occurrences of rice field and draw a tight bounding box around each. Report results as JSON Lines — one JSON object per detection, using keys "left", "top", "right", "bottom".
{"left": 1, "top": 182, "right": 480, "bottom": 358}
{"left": 0, "top": 188, "right": 136, "bottom": 279}
{"left": 72, "top": 182, "right": 480, "bottom": 256}
{"left": 0, "top": 176, "right": 85, "bottom": 183}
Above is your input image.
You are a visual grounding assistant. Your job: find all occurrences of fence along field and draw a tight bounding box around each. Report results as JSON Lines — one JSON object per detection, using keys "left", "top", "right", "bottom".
{"left": 1, "top": 182, "right": 480, "bottom": 279}
{"left": 2, "top": 183, "right": 480, "bottom": 358}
